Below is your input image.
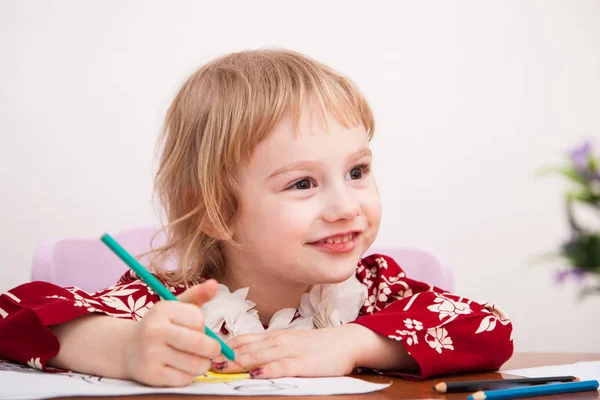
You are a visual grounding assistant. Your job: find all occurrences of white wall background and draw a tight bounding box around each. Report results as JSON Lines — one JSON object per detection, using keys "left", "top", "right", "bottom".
{"left": 1, "top": 0, "right": 598, "bottom": 352}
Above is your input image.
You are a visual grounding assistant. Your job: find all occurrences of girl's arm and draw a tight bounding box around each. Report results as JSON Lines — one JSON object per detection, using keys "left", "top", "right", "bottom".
{"left": 340, "top": 323, "right": 420, "bottom": 372}
{"left": 48, "top": 314, "right": 133, "bottom": 378}
{"left": 1, "top": 278, "right": 222, "bottom": 387}
{"left": 352, "top": 254, "right": 513, "bottom": 378}
{"left": 0, "top": 276, "right": 161, "bottom": 372}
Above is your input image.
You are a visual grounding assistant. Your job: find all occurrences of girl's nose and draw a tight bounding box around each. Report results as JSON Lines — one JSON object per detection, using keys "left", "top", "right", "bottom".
{"left": 321, "top": 185, "right": 361, "bottom": 223}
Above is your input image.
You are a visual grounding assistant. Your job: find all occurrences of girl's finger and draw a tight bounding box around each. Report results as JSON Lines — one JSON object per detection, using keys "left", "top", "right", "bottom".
{"left": 235, "top": 343, "right": 291, "bottom": 371}
{"left": 211, "top": 357, "right": 247, "bottom": 374}
{"left": 177, "top": 279, "right": 219, "bottom": 306}
{"left": 249, "top": 358, "right": 298, "bottom": 380}
{"left": 162, "top": 346, "right": 212, "bottom": 377}
{"left": 166, "top": 302, "right": 207, "bottom": 330}
{"left": 165, "top": 324, "right": 221, "bottom": 359}
{"left": 212, "top": 337, "right": 288, "bottom": 373}
{"left": 226, "top": 332, "right": 269, "bottom": 350}
{"left": 147, "top": 364, "right": 196, "bottom": 387}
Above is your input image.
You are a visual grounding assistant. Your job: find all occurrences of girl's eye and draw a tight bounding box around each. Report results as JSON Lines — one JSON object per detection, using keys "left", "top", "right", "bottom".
{"left": 289, "top": 178, "right": 315, "bottom": 190}
{"left": 346, "top": 163, "right": 371, "bottom": 181}
{"left": 349, "top": 167, "right": 363, "bottom": 180}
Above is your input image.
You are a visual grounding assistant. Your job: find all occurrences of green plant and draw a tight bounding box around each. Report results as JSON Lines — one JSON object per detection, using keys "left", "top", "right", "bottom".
{"left": 538, "top": 140, "right": 600, "bottom": 296}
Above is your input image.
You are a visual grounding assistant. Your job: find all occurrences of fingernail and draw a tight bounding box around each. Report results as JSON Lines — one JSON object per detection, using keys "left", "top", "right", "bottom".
{"left": 212, "top": 361, "right": 228, "bottom": 371}
{"left": 249, "top": 367, "right": 263, "bottom": 378}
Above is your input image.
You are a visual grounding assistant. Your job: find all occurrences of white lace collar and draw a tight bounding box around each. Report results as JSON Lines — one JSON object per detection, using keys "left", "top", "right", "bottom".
{"left": 200, "top": 275, "right": 367, "bottom": 342}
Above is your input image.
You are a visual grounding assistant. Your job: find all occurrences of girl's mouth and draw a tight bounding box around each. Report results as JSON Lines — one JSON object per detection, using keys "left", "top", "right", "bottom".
{"left": 307, "top": 232, "right": 360, "bottom": 253}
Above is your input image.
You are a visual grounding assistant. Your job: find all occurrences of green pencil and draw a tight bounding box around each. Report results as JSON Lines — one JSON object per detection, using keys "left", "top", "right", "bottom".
{"left": 100, "top": 233, "right": 235, "bottom": 361}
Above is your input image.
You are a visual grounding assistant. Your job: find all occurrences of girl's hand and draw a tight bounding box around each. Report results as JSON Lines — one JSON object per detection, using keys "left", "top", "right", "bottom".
{"left": 121, "top": 279, "right": 222, "bottom": 387}
{"left": 212, "top": 324, "right": 363, "bottom": 379}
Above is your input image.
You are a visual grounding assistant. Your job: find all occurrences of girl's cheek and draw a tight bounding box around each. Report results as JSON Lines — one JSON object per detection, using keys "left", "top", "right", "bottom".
{"left": 271, "top": 204, "right": 312, "bottom": 227}
{"left": 362, "top": 191, "right": 383, "bottom": 223}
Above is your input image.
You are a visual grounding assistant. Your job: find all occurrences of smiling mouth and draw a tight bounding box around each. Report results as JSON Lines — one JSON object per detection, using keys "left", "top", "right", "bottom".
{"left": 307, "top": 232, "right": 360, "bottom": 253}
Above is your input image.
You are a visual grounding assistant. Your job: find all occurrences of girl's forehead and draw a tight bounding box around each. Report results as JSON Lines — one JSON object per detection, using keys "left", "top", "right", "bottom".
{"left": 273, "top": 105, "right": 366, "bottom": 140}
{"left": 250, "top": 117, "right": 370, "bottom": 169}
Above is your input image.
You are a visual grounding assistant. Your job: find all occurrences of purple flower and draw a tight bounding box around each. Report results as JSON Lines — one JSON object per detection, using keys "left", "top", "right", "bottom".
{"left": 553, "top": 268, "right": 588, "bottom": 284}
{"left": 568, "top": 140, "right": 600, "bottom": 182}
{"left": 569, "top": 140, "right": 592, "bottom": 174}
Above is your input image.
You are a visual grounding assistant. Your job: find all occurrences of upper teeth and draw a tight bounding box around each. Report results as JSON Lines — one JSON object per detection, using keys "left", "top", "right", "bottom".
{"left": 319, "top": 234, "right": 354, "bottom": 244}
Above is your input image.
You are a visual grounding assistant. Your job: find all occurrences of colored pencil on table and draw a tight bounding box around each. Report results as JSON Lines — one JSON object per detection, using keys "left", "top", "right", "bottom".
{"left": 467, "top": 380, "right": 599, "bottom": 400}
{"left": 434, "top": 376, "right": 579, "bottom": 393}
{"left": 100, "top": 233, "right": 236, "bottom": 361}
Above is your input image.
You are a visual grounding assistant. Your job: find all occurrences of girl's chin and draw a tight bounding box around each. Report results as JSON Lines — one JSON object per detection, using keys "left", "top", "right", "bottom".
{"left": 309, "top": 267, "right": 358, "bottom": 285}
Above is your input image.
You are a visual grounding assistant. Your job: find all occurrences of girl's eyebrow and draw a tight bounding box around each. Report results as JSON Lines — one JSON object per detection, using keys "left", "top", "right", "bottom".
{"left": 268, "top": 147, "right": 372, "bottom": 179}
{"left": 268, "top": 161, "right": 323, "bottom": 179}
{"left": 351, "top": 147, "right": 372, "bottom": 162}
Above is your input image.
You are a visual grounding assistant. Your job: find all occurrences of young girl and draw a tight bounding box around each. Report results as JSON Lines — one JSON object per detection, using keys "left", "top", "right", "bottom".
{"left": 0, "top": 49, "right": 513, "bottom": 387}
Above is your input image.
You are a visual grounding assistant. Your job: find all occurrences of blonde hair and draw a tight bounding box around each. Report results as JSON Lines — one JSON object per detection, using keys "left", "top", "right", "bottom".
{"left": 151, "top": 48, "right": 375, "bottom": 286}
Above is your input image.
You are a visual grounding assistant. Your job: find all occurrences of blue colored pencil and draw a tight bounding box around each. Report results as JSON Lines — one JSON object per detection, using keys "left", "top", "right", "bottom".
{"left": 468, "top": 380, "right": 599, "bottom": 400}
{"left": 100, "top": 233, "right": 235, "bottom": 361}
{"left": 434, "top": 376, "right": 579, "bottom": 393}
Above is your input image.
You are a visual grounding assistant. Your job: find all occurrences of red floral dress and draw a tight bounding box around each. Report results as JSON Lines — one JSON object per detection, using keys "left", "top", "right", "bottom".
{"left": 0, "top": 254, "right": 513, "bottom": 378}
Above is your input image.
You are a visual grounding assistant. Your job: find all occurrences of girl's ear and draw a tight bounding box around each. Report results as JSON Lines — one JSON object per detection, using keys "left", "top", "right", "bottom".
{"left": 203, "top": 223, "right": 233, "bottom": 241}
{"left": 182, "top": 188, "right": 237, "bottom": 241}
{"left": 182, "top": 189, "right": 234, "bottom": 241}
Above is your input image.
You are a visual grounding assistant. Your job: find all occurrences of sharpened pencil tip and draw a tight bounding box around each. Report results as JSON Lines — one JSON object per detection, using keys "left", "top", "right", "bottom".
{"left": 469, "top": 391, "right": 486, "bottom": 400}
{"left": 433, "top": 382, "right": 447, "bottom": 393}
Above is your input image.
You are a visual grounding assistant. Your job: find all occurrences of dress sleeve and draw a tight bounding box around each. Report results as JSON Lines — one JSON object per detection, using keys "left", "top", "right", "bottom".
{"left": 0, "top": 271, "right": 177, "bottom": 371}
{"left": 352, "top": 254, "right": 513, "bottom": 379}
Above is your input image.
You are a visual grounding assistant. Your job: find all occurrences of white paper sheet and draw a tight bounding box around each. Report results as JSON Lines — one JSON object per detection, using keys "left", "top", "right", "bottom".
{"left": 503, "top": 361, "right": 600, "bottom": 387}
{"left": 0, "top": 361, "right": 391, "bottom": 399}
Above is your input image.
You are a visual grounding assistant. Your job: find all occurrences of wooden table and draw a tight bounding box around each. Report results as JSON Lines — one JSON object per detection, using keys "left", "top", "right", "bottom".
{"left": 64, "top": 353, "right": 599, "bottom": 400}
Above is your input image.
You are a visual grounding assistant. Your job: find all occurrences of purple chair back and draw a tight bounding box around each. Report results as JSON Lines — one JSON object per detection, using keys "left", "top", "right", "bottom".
{"left": 363, "top": 247, "right": 454, "bottom": 291}
{"left": 31, "top": 227, "right": 453, "bottom": 292}
{"left": 31, "top": 227, "right": 166, "bottom": 292}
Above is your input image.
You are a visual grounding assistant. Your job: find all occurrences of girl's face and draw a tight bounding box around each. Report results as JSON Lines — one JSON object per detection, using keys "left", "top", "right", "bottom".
{"left": 225, "top": 110, "right": 382, "bottom": 285}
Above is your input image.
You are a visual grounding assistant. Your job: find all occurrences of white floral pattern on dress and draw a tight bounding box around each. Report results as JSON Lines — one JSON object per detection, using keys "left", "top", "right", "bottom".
{"left": 92, "top": 283, "right": 153, "bottom": 319}
{"left": 3, "top": 291, "right": 21, "bottom": 303}
{"left": 381, "top": 272, "right": 407, "bottom": 285}
{"left": 391, "top": 288, "right": 413, "bottom": 301}
{"left": 427, "top": 294, "right": 472, "bottom": 321}
{"left": 375, "top": 257, "right": 388, "bottom": 270}
{"left": 483, "top": 303, "right": 511, "bottom": 323}
{"left": 425, "top": 327, "right": 454, "bottom": 354}
{"left": 95, "top": 283, "right": 140, "bottom": 300}
{"left": 390, "top": 329, "right": 419, "bottom": 345}
{"left": 376, "top": 271, "right": 412, "bottom": 306}
{"left": 377, "top": 282, "right": 392, "bottom": 302}
{"left": 388, "top": 318, "right": 425, "bottom": 345}
{"left": 66, "top": 289, "right": 102, "bottom": 313}
{"left": 363, "top": 294, "right": 377, "bottom": 313}
{"left": 357, "top": 263, "right": 378, "bottom": 289}
{"left": 105, "top": 295, "right": 154, "bottom": 321}
{"left": 47, "top": 295, "right": 68, "bottom": 300}
{"left": 26, "top": 357, "right": 42, "bottom": 370}
{"left": 404, "top": 318, "right": 423, "bottom": 331}
{"left": 476, "top": 315, "right": 497, "bottom": 333}
{"left": 476, "top": 303, "right": 512, "bottom": 334}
